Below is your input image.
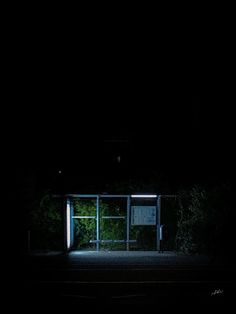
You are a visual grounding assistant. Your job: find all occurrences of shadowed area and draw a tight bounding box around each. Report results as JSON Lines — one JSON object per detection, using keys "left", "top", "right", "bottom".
{"left": 20, "top": 251, "right": 234, "bottom": 306}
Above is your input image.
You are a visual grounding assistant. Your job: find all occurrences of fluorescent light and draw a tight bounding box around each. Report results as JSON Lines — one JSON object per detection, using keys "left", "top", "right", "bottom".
{"left": 131, "top": 194, "right": 157, "bottom": 198}
{"left": 66, "top": 200, "right": 71, "bottom": 249}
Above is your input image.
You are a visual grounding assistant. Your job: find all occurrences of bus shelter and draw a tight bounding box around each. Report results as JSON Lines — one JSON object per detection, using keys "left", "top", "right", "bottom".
{"left": 56, "top": 194, "right": 176, "bottom": 252}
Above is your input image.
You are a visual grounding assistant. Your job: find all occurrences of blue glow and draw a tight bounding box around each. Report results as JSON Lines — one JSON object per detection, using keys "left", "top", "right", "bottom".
{"left": 131, "top": 194, "right": 157, "bottom": 198}
{"left": 66, "top": 200, "right": 71, "bottom": 249}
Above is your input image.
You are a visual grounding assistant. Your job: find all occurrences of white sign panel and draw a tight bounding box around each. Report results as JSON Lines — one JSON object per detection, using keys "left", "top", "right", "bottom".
{"left": 131, "top": 206, "right": 156, "bottom": 225}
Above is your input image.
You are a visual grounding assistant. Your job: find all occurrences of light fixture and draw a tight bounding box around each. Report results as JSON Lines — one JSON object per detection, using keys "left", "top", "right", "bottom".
{"left": 66, "top": 200, "right": 71, "bottom": 249}
{"left": 131, "top": 194, "right": 157, "bottom": 198}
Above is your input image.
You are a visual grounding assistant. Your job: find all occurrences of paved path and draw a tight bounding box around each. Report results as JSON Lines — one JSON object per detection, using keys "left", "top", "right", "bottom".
{"left": 20, "top": 251, "right": 234, "bottom": 306}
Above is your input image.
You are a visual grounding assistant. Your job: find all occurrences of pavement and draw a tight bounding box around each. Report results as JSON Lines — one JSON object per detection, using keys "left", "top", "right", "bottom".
{"left": 18, "top": 251, "right": 235, "bottom": 307}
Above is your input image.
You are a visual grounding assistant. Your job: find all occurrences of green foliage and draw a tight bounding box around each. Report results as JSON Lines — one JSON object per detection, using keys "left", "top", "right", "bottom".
{"left": 175, "top": 187, "right": 207, "bottom": 253}
{"left": 73, "top": 199, "right": 127, "bottom": 250}
{"left": 73, "top": 198, "right": 172, "bottom": 251}
{"left": 29, "top": 191, "right": 63, "bottom": 250}
{"left": 175, "top": 184, "right": 233, "bottom": 255}
{"left": 73, "top": 200, "right": 97, "bottom": 249}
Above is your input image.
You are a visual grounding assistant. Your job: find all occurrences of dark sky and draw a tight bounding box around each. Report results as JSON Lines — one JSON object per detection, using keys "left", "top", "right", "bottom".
{"left": 14, "top": 87, "right": 234, "bottom": 193}
{"left": 13, "top": 21, "right": 234, "bottom": 193}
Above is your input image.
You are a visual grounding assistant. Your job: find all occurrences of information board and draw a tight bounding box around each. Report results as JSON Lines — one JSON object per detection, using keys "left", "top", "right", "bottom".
{"left": 131, "top": 206, "right": 157, "bottom": 225}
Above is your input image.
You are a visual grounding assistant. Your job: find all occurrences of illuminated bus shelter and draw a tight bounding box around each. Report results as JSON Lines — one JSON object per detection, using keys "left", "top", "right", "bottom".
{"left": 57, "top": 194, "right": 176, "bottom": 252}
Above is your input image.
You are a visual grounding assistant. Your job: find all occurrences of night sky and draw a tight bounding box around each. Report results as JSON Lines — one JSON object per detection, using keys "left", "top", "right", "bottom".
{"left": 15, "top": 86, "right": 234, "bottom": 194}
{"left": 13, "top": 20, "right": 234, "bottom": 194}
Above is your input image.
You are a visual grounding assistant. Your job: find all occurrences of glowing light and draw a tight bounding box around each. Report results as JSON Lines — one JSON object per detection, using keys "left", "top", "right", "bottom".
{"left": 131, "top": 194, "right": 157, "bottom": 198}
{"left": 66, "top": 200, "right": 71, "bottom": 249}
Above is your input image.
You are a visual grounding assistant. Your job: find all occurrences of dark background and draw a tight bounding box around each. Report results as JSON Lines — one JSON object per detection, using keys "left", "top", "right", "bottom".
{"left": 10, "top": 13, "right": 234, "bottom": 202}
{"left": 14, "top": 78, "right": 234, "bottom": 193}
{"left": 3, "top": 10, "right": 235, "bottom": 309}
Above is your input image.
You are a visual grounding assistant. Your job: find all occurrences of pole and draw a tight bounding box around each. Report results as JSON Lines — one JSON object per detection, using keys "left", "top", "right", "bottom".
{"left": 126, "top": 196, "right": 130, "bottom": 251}
{"left": 157, "top": 195, "right": 161, "bottom": 251}
{"left": 64, "top": 197, "right": 68, "bottom": 252}
{"left": 96, "top": 196, "right": 100, "bottom": 251}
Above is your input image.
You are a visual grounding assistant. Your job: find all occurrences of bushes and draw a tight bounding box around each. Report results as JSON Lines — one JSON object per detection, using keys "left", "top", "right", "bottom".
{"left": 175, "top": 183, "right": 233, "bottom": 256}
{"left": 73, "top": 199, "right": 127, "bottom": 250}
{"left": 29, "top": 191, "right": 63, "bottom": 250}
{"left": 175, "top": 187, "right": 207, "bottom": 253}
{"left": 27, "top": 183, "right": 233, "bottom": 255}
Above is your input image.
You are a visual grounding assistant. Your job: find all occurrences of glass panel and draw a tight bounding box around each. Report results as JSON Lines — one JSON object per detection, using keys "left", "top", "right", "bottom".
{"left": 72, "top": 218, "right": 96, "bottom": 250}
{"left": 72, "top": 198, "right": 97, "bottom": 250}
{"left": 130, "top": 225, "right": 156, "bottom": 251}
{"left": 161, "top": 197, "right": 179, "bottom": 251}
{"left": 99, "top": 198, "right": 127, "bottom": 250}
{"left": 100, "top": 198, "right": 126, "bottom": 216}
{"left": 73, "top": 199, "right": 96, "bottom": 216}
{"left": 100, "top": 218, "right": 126, "bottom": 251}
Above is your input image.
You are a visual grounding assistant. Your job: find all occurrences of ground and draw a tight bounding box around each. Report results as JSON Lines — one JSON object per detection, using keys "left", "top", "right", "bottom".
{"left": 18, "top": 250, "right": 235, "bottom": 307}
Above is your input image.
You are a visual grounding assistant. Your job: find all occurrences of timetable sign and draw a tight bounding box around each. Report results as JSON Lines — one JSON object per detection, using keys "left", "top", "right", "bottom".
{"left": 131, "top": 206, "right": 156, "bottom": 225}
